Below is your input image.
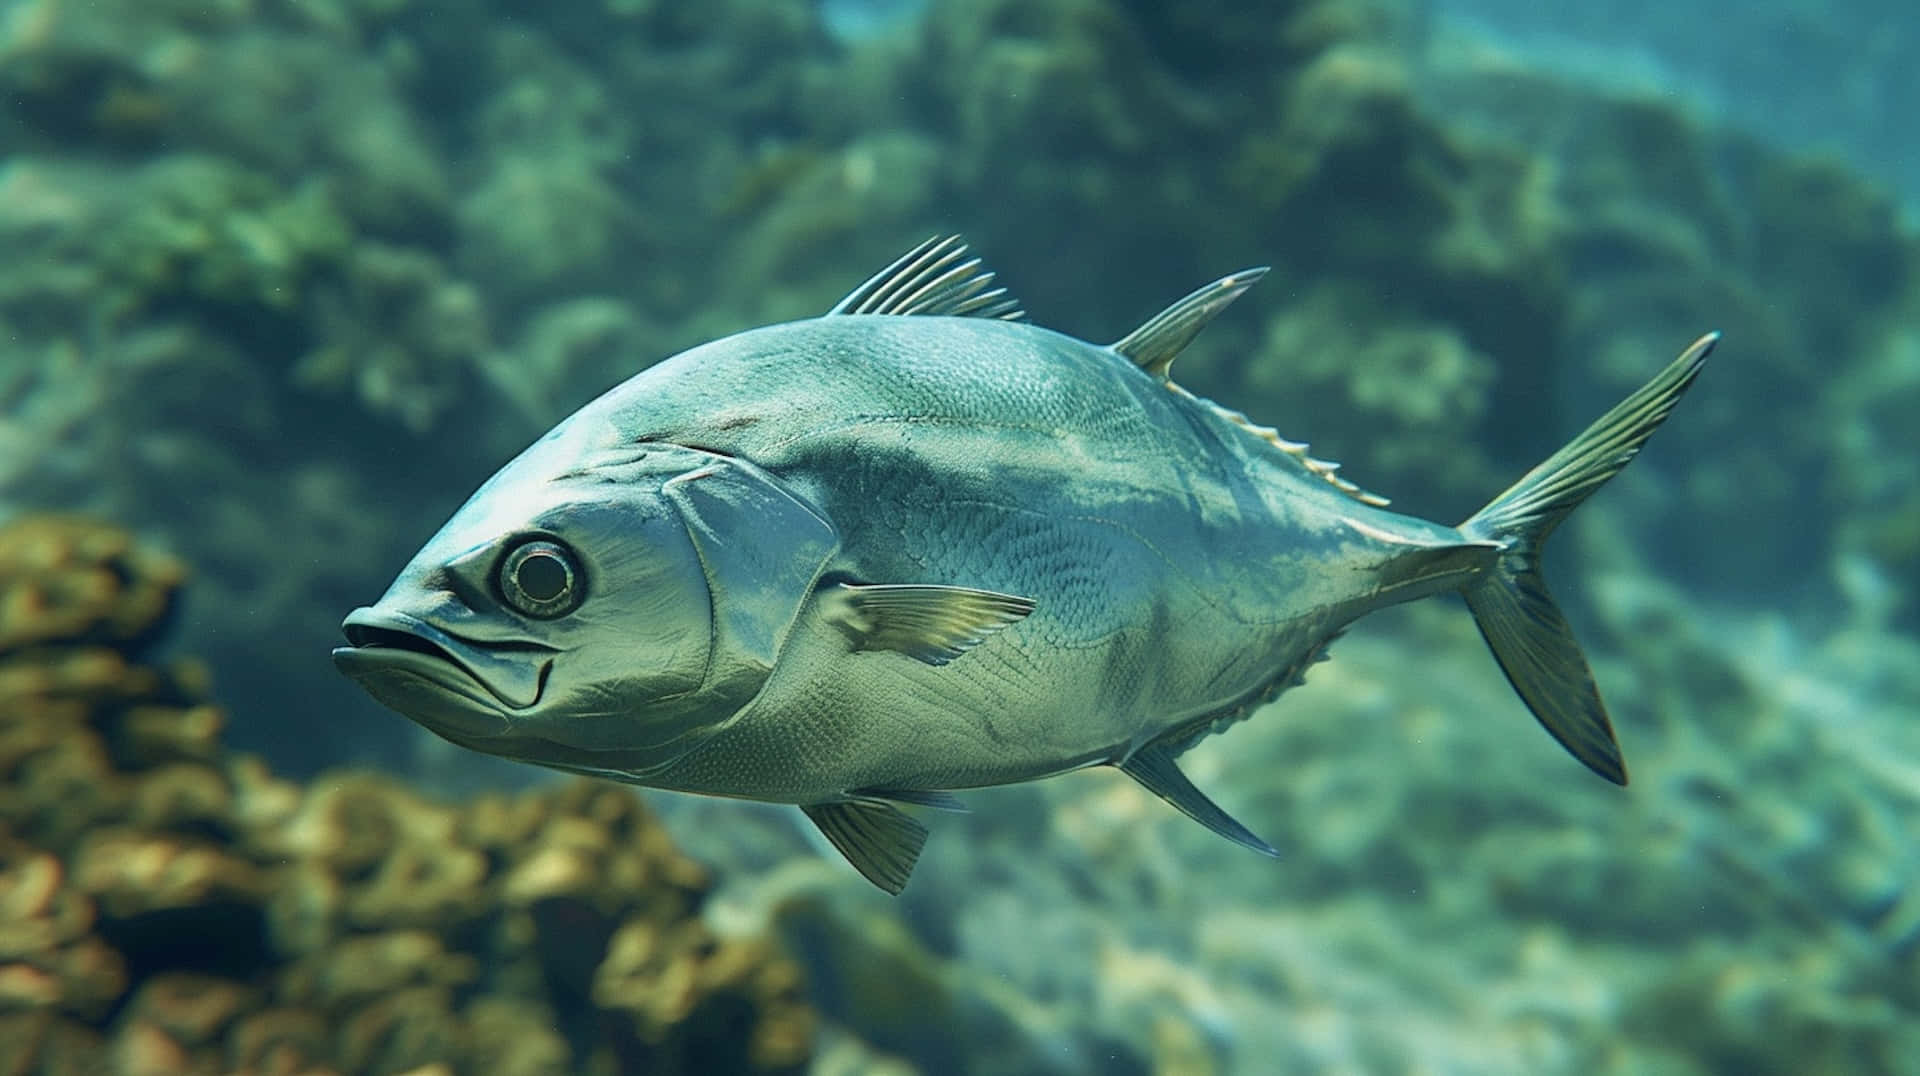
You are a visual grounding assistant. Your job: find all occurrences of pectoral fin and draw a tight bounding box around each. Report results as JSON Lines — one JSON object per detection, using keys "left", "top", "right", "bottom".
{"left": 1119, "top": 742, "right": 1279, "bottom": 857}
{"left": 802, "top": 800, "right": 928, "bottom": 895}
{"left": 826, "top": 582, "right": 1035, "bottom": 666}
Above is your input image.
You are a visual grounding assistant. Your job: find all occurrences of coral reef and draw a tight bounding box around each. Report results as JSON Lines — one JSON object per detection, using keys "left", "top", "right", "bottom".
{"left": 0, "top": 516, "right": 815, "bottom": 1075}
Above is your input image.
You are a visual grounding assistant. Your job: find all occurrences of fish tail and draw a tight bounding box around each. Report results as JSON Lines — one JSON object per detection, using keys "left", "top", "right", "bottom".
{"left": 1458, "top": 333, "right": 1717, "bottom": 784}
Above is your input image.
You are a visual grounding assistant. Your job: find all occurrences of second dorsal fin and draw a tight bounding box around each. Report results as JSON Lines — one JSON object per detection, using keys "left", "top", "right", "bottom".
{"left": 827, "top": 236, "right": 1026, "bottom": 320}
{"left": 1111, "top": 267, "right": 1269, "bottom": 378}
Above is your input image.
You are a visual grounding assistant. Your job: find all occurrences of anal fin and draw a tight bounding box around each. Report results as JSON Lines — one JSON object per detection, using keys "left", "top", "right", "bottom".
{"left": 801, "top": 800, "right": 928, "bottom": 894}
{"left": 1119, "top": 742, "right": 1279, "bottom": 857}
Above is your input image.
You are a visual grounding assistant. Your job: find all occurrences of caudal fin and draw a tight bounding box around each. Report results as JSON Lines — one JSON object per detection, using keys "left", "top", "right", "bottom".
{"left": 1460, "top": 333, "right": 1717, "bottom": 785}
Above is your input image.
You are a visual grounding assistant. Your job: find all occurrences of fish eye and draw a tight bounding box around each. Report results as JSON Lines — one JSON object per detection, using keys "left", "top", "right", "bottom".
{"left": 497, "top": 539, "right": 582, "bottom": 619}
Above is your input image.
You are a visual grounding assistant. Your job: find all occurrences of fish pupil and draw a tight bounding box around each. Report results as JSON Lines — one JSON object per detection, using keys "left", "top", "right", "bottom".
{"left": 516, "top": 553, "right": 569, "bottom": 601}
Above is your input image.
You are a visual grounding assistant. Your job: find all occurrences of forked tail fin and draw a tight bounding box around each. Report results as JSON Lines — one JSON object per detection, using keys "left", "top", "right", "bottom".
{"left": 1460, "top": 333, "right": 1718, "bottom": 784}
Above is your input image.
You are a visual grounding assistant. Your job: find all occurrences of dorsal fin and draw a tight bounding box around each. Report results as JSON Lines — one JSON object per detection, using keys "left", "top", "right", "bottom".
{"left": 1111, "top": 267, "right": 1268, "bottom": 378}
{"left": 827, "top": 236, "right": 1025, "bottom": 320}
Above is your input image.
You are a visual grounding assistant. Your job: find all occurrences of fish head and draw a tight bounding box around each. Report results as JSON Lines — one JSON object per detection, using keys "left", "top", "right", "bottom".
{"left": 333, "top": 426, "right": 838, "bottom": 781}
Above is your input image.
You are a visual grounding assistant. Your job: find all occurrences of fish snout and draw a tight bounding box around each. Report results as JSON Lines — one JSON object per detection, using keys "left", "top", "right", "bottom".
{"left": 333, "top": 606, "right": 553, "bottom": 737}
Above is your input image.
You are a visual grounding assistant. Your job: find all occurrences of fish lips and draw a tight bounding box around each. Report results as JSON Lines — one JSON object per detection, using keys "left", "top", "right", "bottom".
{"left": 332, "top": 607, "right": 551, "bottom": 739}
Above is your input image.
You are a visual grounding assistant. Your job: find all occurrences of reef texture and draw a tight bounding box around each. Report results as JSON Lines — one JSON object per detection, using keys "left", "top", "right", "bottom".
{"left": 0, "top": 516, "right": 814, "bottom": 1076}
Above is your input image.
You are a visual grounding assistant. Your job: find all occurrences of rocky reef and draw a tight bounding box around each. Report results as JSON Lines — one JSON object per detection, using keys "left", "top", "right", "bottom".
{"left": 0, "top": 516, "right": 815, "bottom": 1075}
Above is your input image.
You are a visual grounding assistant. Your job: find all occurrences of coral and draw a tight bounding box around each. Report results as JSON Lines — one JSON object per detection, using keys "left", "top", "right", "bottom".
{"left": 756, "top": 873, "right": 1117, "bottom": 1075}
{"left": 0, "top": 516, "right": 816, "bottom": 1076}
{"left": 0, "top": 515, "right": 185, "bottom": 656}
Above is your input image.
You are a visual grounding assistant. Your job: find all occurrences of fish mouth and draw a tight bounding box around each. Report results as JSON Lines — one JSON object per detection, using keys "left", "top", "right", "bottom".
{"left": 332, "top": 607, "right": 552, "bottom": 737}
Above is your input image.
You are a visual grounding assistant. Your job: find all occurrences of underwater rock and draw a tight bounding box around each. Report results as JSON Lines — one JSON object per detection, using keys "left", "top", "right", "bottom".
{"left": 0, "top": 515, "right": 816, "bottom": 1075}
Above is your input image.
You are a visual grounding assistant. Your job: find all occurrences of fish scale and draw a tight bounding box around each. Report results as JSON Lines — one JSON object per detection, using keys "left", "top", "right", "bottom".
{"left": 335, "top": 236, "right": 1716, "bottom": 894}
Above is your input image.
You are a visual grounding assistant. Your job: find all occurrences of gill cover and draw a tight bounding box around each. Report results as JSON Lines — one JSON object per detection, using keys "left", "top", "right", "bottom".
{"left": 665, "top": 452, "right": 840, "bottom": 717}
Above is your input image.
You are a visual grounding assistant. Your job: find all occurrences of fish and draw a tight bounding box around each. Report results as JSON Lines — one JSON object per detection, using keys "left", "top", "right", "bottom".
{"left": 333, "top": 236, "right": 1716, "bottom": 894}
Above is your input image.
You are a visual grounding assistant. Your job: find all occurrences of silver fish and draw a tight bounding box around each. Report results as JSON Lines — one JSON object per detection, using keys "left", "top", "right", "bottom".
{"left": 334, "top": 237, "right": 1715, "bottom": 893}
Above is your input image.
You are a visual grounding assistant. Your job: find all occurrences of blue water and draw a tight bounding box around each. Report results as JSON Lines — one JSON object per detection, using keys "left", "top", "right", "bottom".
{"left": 1421, "top": 0, "right": 1920, "bottom": 214}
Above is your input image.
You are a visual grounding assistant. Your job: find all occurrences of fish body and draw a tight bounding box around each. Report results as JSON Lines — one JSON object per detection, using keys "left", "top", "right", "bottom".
{"left": 335, "top": 238, "right": 1715, "bottom": 892}
{"left": 606, "top": 312, "right": 1472, "bottom": 798}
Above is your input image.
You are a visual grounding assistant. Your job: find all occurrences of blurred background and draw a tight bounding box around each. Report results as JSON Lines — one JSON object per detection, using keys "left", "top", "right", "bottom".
{"left": 2, "top": 0, "right": 1915, "bottom": 1072}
